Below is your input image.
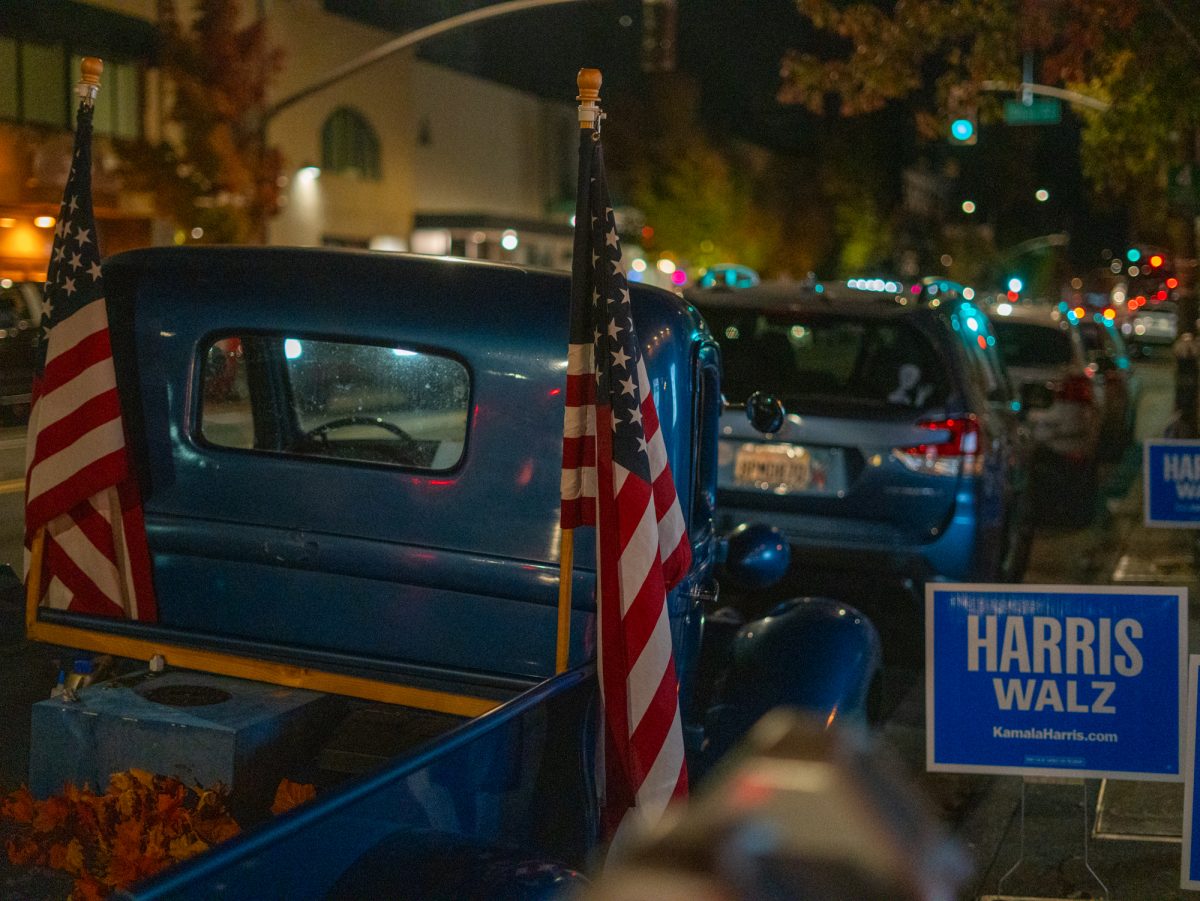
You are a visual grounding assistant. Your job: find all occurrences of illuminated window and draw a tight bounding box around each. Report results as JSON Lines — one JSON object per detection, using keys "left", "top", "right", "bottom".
{"left": 22, "top": 42, "right": 66, "bottom": 126}
{"left": 0, "top": 39, "right": 141, "bottom": 136}
{"left": 321, "top": 107, "right": 382, "bottom": 180}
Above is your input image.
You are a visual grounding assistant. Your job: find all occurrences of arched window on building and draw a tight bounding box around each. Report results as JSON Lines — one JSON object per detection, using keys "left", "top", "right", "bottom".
{"left": 321, "top": 107, "right": 381, "bottom": 180}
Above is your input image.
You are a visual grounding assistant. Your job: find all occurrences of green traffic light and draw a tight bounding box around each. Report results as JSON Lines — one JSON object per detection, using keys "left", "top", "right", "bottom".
{"left": 1126, "top": 248, "right": 1141, "bottom": 263}
{"left": 950, "top": 119, "right": 975, "bottom": 142}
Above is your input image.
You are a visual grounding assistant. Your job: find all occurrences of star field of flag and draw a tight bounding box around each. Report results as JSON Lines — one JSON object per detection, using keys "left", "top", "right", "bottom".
{"left": 592, "top": 207, "right": 652, "bottom": 482}
{"left": 38, "top": 134, "right": 105, "bottom": 367}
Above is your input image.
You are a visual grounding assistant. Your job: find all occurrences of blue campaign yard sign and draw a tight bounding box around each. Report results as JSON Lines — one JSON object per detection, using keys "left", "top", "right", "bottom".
{"left": 1145, "top": 439, "right": 1200, "bottom": 527}
{"left": 1182, "top": 656, "right": 1200, "bottom": 889}
{"left": 927, "top": 583, "right": 1186, "bottom": 780}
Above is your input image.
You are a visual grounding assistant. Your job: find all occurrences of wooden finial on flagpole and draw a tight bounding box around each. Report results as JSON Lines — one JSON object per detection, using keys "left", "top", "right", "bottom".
{"left": 80, "top": 57, "right": 103, "bottom": 87}
{"left": 577, "top": 68, "right": 602, "bottom": 129}
{"left": 77, "top": 57, "right": 103, "bottom": 104}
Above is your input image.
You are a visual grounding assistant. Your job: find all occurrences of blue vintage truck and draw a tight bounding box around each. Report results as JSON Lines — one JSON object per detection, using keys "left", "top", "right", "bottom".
{"left": 21, "top": 246, "right": 880, "bottom": 898}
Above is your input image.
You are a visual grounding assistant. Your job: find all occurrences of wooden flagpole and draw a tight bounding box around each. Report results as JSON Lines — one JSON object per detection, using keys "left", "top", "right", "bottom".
{"left": 556, "top": 68, "right": 602, "bottom": 674}
{"left": 25, "top": 530, "right": 45, "bottom": 634}
{"left": 555, "top": 529, "right": 574, "bottom": 673}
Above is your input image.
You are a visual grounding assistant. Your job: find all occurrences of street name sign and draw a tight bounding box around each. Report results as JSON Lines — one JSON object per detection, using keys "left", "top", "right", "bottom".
{"left": 927, "top": 583, "right": 1186, "bottom": 780}
{"left": 1145, "top": 439, "right": 1200, "bottom": 527}
{"left": 1003, "top": 97, "right": 1062, "bottom": 125}
{"left": 1181, "top": 656, "right": 1200, "bottom": 889}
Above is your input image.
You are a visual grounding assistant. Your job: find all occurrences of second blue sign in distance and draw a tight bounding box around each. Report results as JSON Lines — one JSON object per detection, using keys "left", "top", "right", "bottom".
{"left": 1146, "top": 439, "right": 1200, "bottom": 527}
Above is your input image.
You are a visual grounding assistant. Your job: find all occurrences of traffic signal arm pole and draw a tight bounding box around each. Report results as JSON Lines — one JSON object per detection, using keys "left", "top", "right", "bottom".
{"left": 979, "top": 81, "right": 1110, "bottom": 112}
{"left": 264, "top": 0, "right": 597, "bottom": 122}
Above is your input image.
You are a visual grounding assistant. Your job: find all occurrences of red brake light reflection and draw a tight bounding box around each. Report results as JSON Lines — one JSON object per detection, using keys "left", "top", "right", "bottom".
{"left": 1057, "top": 374, "right": 1094, "bottom": 405}
{"left": 900, "top": 417, "right": 979, "bottom": 457}
{"left": 893, "top": 417, "right": 982, "bottom": 477}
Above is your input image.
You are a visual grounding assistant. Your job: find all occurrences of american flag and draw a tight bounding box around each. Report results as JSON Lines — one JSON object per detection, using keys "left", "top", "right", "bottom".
{"left": 561, "top": 129, "right": 691, "bottom": 845}
{"left": 23, "top": 90, "right": 157, "bottom": 621}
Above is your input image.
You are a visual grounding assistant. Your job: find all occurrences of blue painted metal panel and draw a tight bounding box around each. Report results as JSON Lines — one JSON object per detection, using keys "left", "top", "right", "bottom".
{"left": 151, "top": 552, "right": 590, "bottom": 680}
{"left": 928, "top": 583, "right": 1186, "bottom": 779}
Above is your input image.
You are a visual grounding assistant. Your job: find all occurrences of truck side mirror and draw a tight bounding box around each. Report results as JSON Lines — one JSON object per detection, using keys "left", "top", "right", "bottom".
{"left": 745, "top": 391, "right": 786, "bottom": 435}
{"left": 721, "top": 523, "right": 790, "bottom": 589}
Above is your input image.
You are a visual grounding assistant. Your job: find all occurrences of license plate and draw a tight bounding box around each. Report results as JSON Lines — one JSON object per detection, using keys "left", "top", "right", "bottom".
{"left": 734, "top": 443, "right": 818, "bottom": 491}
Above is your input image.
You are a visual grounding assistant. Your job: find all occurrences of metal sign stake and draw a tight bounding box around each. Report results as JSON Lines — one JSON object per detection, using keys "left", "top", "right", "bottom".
{"left": 995, "top": 778, "right": 1110, "bottom": 901}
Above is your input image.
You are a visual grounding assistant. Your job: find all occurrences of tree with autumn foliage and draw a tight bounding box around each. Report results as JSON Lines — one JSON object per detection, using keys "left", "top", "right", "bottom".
{"left": 120, "top": 0, "right": 283, "bottom": 244}
{"left": 779, "top": 0, "right": 1200, "bottom": 257}
{"left": 629, "top": 138, "right": 784, "bottom": 276}
{"left": 601, "top": 77, "right": 782, "bottom": 276}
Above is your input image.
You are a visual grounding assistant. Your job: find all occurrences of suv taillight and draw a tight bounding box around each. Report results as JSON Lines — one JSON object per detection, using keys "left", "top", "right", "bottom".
{"left": 893, "top": 416, "right": 982, "bottom": 477}
{"left": 1056, "top": 372, "right": 1094, "bottom": 405}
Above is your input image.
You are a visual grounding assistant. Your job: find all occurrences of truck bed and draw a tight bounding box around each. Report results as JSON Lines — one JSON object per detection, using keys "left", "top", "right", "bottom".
{"left": 123, "top": 667, "right": 597, "bottom": 900}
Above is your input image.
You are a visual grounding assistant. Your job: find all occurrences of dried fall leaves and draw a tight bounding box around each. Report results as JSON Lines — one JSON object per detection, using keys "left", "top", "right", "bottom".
{"left": 2, "top": 770, "right": 315, "bottom": 899}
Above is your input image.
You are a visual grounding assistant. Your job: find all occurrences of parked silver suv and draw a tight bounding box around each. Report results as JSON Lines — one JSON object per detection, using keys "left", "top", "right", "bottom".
{"left": 990, "top": 305, "right": 1102, "bottom": 522}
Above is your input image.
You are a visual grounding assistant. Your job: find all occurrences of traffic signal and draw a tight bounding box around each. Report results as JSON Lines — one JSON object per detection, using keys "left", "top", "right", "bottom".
{"left": 948, "top": 94, "right": 977, "bottom": 145}
{"left": 1139, "top": 248, "right": 1170, "bottom": 277}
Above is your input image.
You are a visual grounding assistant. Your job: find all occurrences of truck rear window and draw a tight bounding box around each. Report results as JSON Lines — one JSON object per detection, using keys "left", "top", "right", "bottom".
{"left": 199, "top": 335, "right": 469, "bottom": 471}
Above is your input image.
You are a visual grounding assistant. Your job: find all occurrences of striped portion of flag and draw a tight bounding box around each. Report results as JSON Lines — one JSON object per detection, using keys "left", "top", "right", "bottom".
{"left": 23, "top": 95, "right": 157, "bottom": 622}
{"left": 560, "top": 128, "right": 691, "bottom": 846}
{"left": 560, "top": 342, "right": 596, "bottom": 528}
{"left": 632, "top": 357, "right": 690, "bottom": 589}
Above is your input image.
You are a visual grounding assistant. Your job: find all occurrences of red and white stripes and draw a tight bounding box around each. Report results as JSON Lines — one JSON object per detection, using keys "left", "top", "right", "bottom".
{"left": 25, "top": 296, "right": 156, "bottom": 621}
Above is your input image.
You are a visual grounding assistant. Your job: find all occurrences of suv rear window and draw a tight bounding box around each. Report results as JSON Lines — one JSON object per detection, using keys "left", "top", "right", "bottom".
{"left": 700, "top": 308, "right": 949, "bottom": 412}
{"left": 199, "top": 334, "right": 470, "bottom": 471}
{"left": 992, "top": 320, "right": 1074, "bottom": 366}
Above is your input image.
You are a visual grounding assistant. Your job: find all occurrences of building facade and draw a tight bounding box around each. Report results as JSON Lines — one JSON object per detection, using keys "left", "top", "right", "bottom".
{"left": 0, "top": 0, "right": 162, "bottom": 280}
{"left": 0, "top": 0, "right": 580, "bottom": 280}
